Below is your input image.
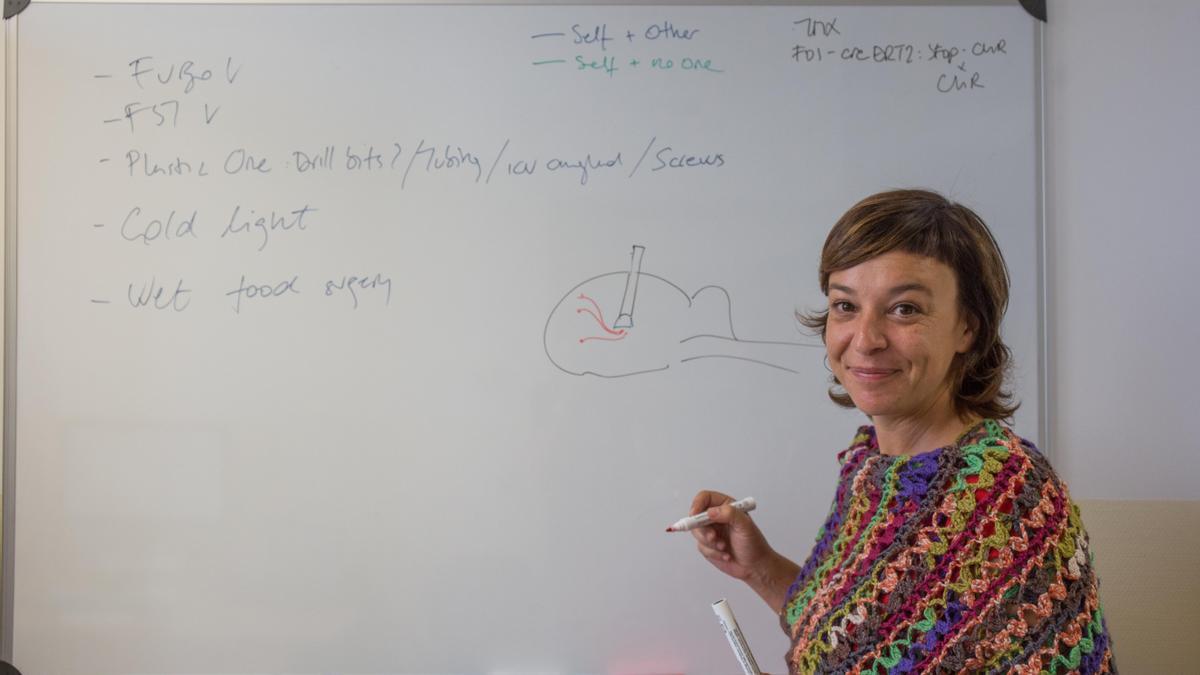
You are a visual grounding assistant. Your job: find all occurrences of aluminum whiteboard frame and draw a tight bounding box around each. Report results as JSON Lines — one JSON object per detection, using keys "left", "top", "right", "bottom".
{"left": 0, "top": 0, "right": 1046, "bottom": 662}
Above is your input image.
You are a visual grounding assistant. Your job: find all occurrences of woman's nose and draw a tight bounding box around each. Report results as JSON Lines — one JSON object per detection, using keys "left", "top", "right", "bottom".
{"left": 852, "top": 316, "right": 887, "bottom": 352}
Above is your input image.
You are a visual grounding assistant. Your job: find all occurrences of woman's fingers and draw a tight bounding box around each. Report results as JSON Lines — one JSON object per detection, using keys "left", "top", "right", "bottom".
{"left": 689, "top": 490, "right": 733, "bottom": 549}
{"left": 701, "top": 522, "right": 734, "bottom": 554}
{"left": 696, "top": 540, "right": 733, "bottom": 563}
{"left": 687, "top": 490, "right": 744, "bottom": 569}
{"left": 691, "top": 519, "right": 731, "bottom": 551}
{"left": 691, "top": 525, "right": 724, "bottom": 549}
{"left": 689, "top": 489, "right": 732, "bottom": 516}
{"left": 704, "top": 503, "right": 744, "bottom": 529}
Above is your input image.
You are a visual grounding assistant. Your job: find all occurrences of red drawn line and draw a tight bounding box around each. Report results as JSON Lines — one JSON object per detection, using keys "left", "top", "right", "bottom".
{"left": 576, "top": 309, "right": 627, "bottom": 342}
{"left": 574, "top": 294, "right": 627, "bottom": 344}
{"left": 576, "top": 308, "right": 610, "bottom": 331}
{"left": 576, "top": 293, "right": 624, "bottom": 336}
{"left": 580, "top": 334, "right": 627, "bottom": 343}
{"left": 578, "top": 293, "right": 605, "bottom": 319}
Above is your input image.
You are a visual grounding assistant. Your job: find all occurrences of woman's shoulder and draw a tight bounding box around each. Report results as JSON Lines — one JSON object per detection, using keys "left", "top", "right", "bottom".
{"left": 833, "top": 419, "right": 1069, "bottom": 503}
{"left": 954, "top": 419, "right": 1062, "bottom": 487}
{"left": 835, "top": 424, "right": 877, "bottom": 466}
{"left": 937, "top": 419, "right": 1080, "bottom": 534}
{"left": 834, "top": 419, "right": 1043, "bottom": 464}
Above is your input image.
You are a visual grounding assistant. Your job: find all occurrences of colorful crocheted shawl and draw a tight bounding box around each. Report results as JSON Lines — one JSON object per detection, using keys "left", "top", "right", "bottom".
{"left": 780, "top": 419, "right": 1114, "bottom": 674}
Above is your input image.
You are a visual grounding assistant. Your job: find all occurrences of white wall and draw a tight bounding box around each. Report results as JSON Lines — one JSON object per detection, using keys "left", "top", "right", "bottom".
{"left": 1045, "top": 0, "right": 1200, "bottom": 500}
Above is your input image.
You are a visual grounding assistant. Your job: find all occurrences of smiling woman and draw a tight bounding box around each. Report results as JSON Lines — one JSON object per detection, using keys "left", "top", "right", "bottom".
{"left": 822, "top": 251, "right": 976, "bottom": 454}
{"left": 686, "top": 190, "right": 1116, "bottom": 674}
{"left": 802, "top": 189, "right": 1017, "bottom": 456}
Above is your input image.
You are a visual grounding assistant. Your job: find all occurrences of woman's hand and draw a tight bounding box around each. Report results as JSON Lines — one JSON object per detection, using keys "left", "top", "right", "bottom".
{"left": 689, "top": 490, "right": 774, "bottom": 580}
{"left": 688, "top": 490, "right": 801, "bottom": 612}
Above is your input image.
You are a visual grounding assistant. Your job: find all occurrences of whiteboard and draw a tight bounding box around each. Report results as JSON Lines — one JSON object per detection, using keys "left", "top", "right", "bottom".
{"left": 4, "top": 3, "right": 1041, "bottom": 673}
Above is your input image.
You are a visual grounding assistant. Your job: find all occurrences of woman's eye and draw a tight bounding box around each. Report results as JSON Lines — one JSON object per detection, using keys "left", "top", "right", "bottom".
{"left": 893, "top": 303, "right": 920, "bottom": 317}
{"left": 831, "top": 300, "right": 854, "bottom": 313}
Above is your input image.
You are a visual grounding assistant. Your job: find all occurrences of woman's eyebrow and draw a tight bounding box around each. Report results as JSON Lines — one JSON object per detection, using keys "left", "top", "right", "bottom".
{"left": 828, "top": 282, "right": 934, "bottom": 296}
{"left": 887, "top": 282, "right": 934, "bottom": 297}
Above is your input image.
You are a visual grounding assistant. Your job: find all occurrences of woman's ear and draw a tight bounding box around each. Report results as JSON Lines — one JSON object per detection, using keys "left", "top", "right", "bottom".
{"left": 956, "top": 313, "right": 978, "bottom": 354}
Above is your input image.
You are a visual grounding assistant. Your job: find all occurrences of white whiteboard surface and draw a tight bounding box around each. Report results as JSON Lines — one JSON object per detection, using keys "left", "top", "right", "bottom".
{"left": 5, "top": 3, "right": 1039, "bottom": 673}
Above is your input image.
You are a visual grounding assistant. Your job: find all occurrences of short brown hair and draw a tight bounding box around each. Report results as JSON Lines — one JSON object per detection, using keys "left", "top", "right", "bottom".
{"left": 798, "top": 189, "right": 1018, "bottom": 420}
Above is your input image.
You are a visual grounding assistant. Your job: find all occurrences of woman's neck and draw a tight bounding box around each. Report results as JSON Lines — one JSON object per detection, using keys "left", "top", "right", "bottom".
{"left": 873, "top": 405, "right": 981, "bottom": 457}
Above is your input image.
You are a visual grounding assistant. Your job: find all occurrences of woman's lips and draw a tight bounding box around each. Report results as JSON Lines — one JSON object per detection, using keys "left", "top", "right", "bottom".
{"left": 848, "top": 367, "right": 899, "bottom": 381}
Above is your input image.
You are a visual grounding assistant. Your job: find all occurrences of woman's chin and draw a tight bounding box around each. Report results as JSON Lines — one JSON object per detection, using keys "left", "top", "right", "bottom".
{"left": 846, "top": 397, "right": 888, "bottom": 419}
{"left": 843, "top": 388, "right": 896, "bottom": 416}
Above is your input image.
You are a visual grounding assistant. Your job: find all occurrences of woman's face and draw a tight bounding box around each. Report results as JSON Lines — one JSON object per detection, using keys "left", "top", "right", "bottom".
{"left": 825, "top": 251, "right": 975, "bottom": 424}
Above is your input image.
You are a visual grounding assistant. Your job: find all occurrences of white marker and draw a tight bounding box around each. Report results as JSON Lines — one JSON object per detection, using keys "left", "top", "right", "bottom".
{"left": 712, "top": 598, "right": 762, "bottom": 675}
{"left": 665, "top": 497, "right": 756, "bottom": 532}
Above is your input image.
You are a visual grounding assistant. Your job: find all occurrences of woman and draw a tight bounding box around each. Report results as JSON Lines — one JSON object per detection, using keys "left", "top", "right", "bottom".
{"left": 689, "top": 190, "right": 1114, "bottom": 674}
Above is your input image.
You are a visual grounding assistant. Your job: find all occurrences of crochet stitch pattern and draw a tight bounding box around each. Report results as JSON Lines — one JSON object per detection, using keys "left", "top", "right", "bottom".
{"left": 780, "top": 420, "right": 1114, "bottom": 674}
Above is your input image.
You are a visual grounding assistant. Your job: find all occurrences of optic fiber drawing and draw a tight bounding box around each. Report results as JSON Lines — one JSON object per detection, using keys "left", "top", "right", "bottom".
{"left": 613, "top": 245, "right": 645, "bottom": 330}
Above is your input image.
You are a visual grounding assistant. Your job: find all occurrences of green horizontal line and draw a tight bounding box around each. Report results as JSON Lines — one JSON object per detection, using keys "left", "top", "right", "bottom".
{"left": 532, "top": 59, "right": 567, "bottom": 66}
